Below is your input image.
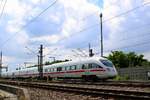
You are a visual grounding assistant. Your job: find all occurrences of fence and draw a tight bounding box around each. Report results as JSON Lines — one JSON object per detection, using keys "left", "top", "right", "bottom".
{"left": 117, "top": 67, "right": 150, "bottom": 80}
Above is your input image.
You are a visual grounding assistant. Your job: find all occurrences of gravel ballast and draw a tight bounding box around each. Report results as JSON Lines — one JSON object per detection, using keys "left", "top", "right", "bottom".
{"left": 27, "top": 88, "right": 113, "bottom": 100}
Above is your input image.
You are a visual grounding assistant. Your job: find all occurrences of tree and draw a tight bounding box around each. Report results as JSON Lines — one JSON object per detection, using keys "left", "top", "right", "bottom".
{"left": 127, "top": 52, "right": 137, "bottom": 67}
{"left": 108, "top": 51, "right": 149, "bottom": 68}
{"left": 108, "top": 51, "right": 128, "bottom": 68}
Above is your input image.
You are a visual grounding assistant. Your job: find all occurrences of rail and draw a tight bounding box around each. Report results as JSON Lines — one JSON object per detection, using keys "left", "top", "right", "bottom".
{"left": 0, "top": 80, "right": 150, "bottom": 99}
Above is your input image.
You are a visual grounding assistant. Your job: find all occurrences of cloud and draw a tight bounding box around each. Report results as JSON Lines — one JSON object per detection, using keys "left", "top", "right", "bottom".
{"left": 49, "top": 14, "right": 60, "bottom": 23}
{"left": 143, "top": 51, "right": 150, "bottom": 60}
{"left": 3, "top": 56, "right": 16, "bottom": 64}
{"left": 31, "top": 34, "right": 61, "bottom": 44}
{"left": 29, "top": 0, "right": 100, "bottom": 46}
{"left": 1, "top": 0, "right": 150, "bottom": 72}
{"left": 101, "top": 0, "right": 150, "bottom": 55}
{"left": 0, "top": 0, "right": 44, "bottom": 70}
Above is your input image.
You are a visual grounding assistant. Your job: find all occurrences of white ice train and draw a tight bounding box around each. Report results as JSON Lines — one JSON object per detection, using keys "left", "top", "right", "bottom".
{"left": 1, "top": 57, "right": 118, "bottom": 80}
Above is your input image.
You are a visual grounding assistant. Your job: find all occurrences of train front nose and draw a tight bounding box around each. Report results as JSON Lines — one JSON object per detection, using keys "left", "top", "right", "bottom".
{"left": 99, "top": 59, "right": 118, "bottom": 79}
{"left": 106, "top": 67, "right": 118, "bottom": 78}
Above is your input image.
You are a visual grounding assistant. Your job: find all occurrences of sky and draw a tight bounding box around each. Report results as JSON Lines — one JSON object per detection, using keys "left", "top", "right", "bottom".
{"left": 0, "top": 0, "right": 150, "bottom": 71}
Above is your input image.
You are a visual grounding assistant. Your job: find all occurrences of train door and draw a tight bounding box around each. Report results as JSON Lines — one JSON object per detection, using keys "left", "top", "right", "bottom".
{"left": 82, "top": 64, "right": 90, "bottom": 75}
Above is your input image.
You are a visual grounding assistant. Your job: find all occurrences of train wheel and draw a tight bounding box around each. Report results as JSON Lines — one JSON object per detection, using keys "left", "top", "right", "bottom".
{"left": 91, "top": 76, "right": 98, "bottom": 82}
{"left": 82, "top": 75, "right": 87, "bottom": 81}
{"left": 82, "top": 75, "right": 98, "bottom": 82}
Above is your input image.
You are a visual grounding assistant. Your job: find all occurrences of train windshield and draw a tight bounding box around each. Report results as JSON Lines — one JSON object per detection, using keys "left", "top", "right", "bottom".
{"left": 100, "top": 59, "right": 113, "bottom": 67}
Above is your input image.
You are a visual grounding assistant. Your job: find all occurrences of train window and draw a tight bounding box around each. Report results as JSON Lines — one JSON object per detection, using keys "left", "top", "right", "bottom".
{"left": 92, "top": 63, "right": 102, "bottom": 68}
{"left": 82, "top": 64, "right": 86, "bottom": 69}
{"left": 62, "top": 67, "right": 65, "bottom": 71}
{"left": 66, "top": 66, "right": 70, "bottom": 70}
{"left": 52, "top": 68, "right": 54, "bottom": 72}
{"left": 100, "top": 60, "right": 113, "bottom": 67}
{"left": 97, "top": 65, "right": 103, "bottom": 68}
{"left": 45, "top": 69, "right": 48, "bottom": 72}
{"left": 87, "top": 63, "right": 102, "bottom": 69}
{"left": 57, "top": 67, "right": 62, "bottom": 72}
{"left": 64, "top": 67, "right": 66, "bottom": 70}
{"left": 74, "top": 65, "right": 77, "bottom": 70}
{"left": 88, "top": 64, "right": 92, "bottom": 69}
{"left": 54, "top": 68, "right": 57, "bottom": 72}
{"left": 71, "top": 65, "right": 76, "bottom": 70}
{"left": 82, "top": 64, "right": 89, "bottom": 69}
{"left": 48, "top": 68, "right": 51, "bottom": 72}
{"left": 77, "top": 64, "right": 82, "bottom": 69}
{"left": 69, "top": 66, "right": 74, "bottom": 70}
{"left": 70, "top": 66, "right": 73, "bottom": 70}
{"left": 65, "top": 67, "right": 67, "bottom": 71}
{"left": 69, "top": 66, "right": 71, "bottom": 70}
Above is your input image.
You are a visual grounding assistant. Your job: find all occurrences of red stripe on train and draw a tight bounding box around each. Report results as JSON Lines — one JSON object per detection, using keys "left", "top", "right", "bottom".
{"left": 14, "top": 68, "right": 105, "bottom": 77}
{"left": 90, "top": 69, "right": 105, "bottom": 72}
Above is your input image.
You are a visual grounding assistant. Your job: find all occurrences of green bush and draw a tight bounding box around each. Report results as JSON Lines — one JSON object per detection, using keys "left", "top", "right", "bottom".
{"left": 114, "top": 75, "right": 130, "bottom": 81}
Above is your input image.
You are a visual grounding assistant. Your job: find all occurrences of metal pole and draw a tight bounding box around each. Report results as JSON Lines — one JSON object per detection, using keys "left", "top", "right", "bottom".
{"left": 0, "top": 51, "right": 2, "bottom": 77}
{"left": 39, "top": 44, "right": 43, "bottom": 79}
{"left": 89, "top": 43, "right": 91, "bottom": 57}
{"left": 89, "top": 43, "right": 94, "bottom": 57}
{"left": 38, "top": 55, "right": 40, "bottom": 72}
{"left": 100, "top": 13, "right": 103, "bottom": 57}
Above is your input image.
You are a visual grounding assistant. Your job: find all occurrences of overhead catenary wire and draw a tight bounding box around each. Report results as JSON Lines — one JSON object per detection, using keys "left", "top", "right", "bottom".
{"left": 100, "top": 1, "right": 150, "bottom": 24}
{"left": 56, "top": 26, "right": 150, "bottom": 57}
{"left": 55, "top": 1, "right": 150, "bottom": 45}
{"left": 118, "top": 30, "right": 150, "bottom": 42}
{"left": 2, "top": 0, "right": 149, "bottom": 50}
{"left": 112, "top": 23, "right": 150, "bottom": 42}
{"left": 0, "top": 0, "right": 7, "bottom": 21}
{"left": 1, "top": 0, "right": 150, "bottom": 62}
{"left": 25, "top": 46, "right": 38, "bottom": 55}
{"left": 104, "top": 38, "right": 150, "bottom": 53}
{"left": 71, "top": 49, "right": 86, "bottom": 57}
{"left": 94, "top": 38, "right": 150, "bottom": 55}
{"left": 54, "top": 1, "right": 150, "bottom": 58}
{"left": 77, "top": 48, "right": 88, "bottom": 57}
{"left": 82, "top": 1, "right": 150, "bottom": 28}
{"left": 0, "top": 0, "right": 58, "bottom": 50}
{"left": 87, "top": 22, "right": 150, "bottom": 55}
{"left": 28, "top": 1, "right": 150, "bottom": 63}
{"left": 45, "top": 10, "right": 150, "bottom": 52}
{"left": 81, "top": 2, "right": 119, "bottom": 21}
{"left": 22, "top": 0, "right": 42, "bottom": 21}
{"left": 85, "top": 24, "right": 150, "bottom": 49}
{"left": 102, "top": 1, "right": 150, "bottom": 23}
{"left": 1, "top": 0, "right": 92, "bottom": 51}
{"left": 0, "top": 0, "right": 3, "bottom": 11}
{"left": 93, "top": 30, "right": 150, "bottom": 54}
{"left": 43, "top": 48, "right": 57, "bottom": 57}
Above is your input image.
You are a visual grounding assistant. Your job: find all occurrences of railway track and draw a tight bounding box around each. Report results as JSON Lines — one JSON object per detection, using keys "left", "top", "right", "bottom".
{"left": 62, "top": 80, "right": 150, "bottom": 88}
{"left": 21, "top": 79, "right": 150, "bottom": 88}
{"left": 0, "top": 80, "right": 150, "bottom": 99}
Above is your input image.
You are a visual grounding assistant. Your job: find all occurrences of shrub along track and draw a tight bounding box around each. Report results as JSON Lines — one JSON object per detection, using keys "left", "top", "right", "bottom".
{"left": 0, "top": 80, "right": 150, "bottom": 100}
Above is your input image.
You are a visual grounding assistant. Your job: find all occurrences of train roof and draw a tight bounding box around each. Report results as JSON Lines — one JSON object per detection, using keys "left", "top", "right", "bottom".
{"left": 44, "top": 56, "right": 106, "bottom": 68}
{"left": 2, "top": 57, "right": 107, "bottom": 73}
